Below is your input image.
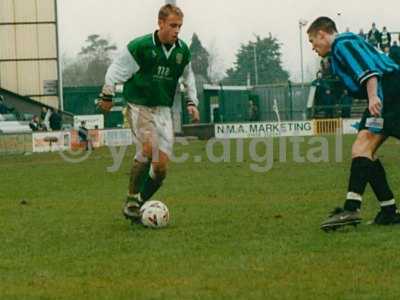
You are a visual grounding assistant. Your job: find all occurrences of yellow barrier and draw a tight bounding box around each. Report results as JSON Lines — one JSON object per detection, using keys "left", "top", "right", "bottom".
{"left": 314, "top": 119, "right": 343, "bottom": 135}
{"left": 0, "top": 133, "right": 32, "bottom": 155}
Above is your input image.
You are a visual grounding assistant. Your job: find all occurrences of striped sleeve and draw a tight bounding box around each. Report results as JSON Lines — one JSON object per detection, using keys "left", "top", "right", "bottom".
{"left": 333, "top": 40, "right": 381, "bottom": 85}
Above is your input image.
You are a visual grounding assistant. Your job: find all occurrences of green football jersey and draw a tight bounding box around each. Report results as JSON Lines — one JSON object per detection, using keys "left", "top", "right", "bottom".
{"left": 123, "top": 32, "right": 191, "bottom": 107}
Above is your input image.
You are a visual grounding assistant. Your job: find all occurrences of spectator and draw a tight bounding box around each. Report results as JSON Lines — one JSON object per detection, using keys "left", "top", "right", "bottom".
{"left": 383, "top": 46, "right": 390, "bottom": 56}
{"left": 320, "top": 57, "right": 331, "bottom": 78}
{"left": 49, "top": 108, "right": 62, "bottom": 131}
{"left": 247, "top": 100, "right": 259, "bottom": 122}
{"left": 358, "top": 29, "right": 366, "bottom": 41}
{"left": 40, "top": 107, "right": 47, "bottom": 122}
{"left": 313, "top": 73, "right": 335, "bottom": 118}
{"left": 0, "top": 96, "right": 8, "bottom": 114}
{"left": 212, "top": 107, "right": 221, "bottom": 123}
{"left": 323, "top": 88, "right": 335, "bottom": 118}
{"left": 380, "top": 26, "right": 391, "bottom": 50}
{"left": 29, "top": 115, "right": 42, "bottom": 131}
{"left": 367, "top": 22, "right": 381, "bottom": 48}
{"left": 389, "top": 41, "right": 400, "bottom": 64}
{"left": 340, "top": 89, "right": 353, "bottom": 118}
{"left": 78, "top": 121, "right": 90, "bottom": 151}
{"left": 40, "top": 107, "right": 50, "bottom": 130}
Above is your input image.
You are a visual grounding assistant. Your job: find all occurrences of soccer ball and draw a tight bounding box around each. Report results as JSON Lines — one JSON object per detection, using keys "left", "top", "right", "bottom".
{"left": 140, "top": 200, "right": 170, "bottom": 228}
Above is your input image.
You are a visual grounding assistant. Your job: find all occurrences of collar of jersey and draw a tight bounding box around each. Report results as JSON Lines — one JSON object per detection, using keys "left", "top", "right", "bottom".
{"left": 152, "top": 31, "right": 182, "bottom": 48}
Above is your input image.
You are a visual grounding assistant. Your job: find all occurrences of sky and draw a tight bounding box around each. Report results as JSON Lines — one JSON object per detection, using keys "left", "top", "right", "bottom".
{"left": 58, "top": 0, "right": 400, "bottom": 82}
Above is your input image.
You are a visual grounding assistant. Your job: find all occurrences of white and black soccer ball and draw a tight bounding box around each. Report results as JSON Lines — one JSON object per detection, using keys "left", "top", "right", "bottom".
{"left": 140, "top": 200, "right": 170, "bottom": 228}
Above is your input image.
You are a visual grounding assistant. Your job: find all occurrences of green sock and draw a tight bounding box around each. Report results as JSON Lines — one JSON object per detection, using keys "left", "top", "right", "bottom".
{"left": 136, "top": 163, "right": 151, "bottom": 193}
{"left": 129, "top": 160, "right": 150, "bottom": 195}
{"left": 140, "top": 172, "right": 163, "bottom": 201}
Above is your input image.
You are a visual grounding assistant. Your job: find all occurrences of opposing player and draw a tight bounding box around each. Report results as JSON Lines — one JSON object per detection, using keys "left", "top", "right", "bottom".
{"left": 98, "top": 4, "right": 199, "bottom": 223}
{"left": 307, "top": 17, "right": 400, "bottom": 230}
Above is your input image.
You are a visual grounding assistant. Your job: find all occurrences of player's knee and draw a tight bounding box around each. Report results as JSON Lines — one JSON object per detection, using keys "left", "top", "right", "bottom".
{"left": 151, "top": 164, "right": 167, "bottom": 181}
{"left": 352, "top": 130, "right": 383, "bottom": 159}
{"left": 141, "top": 144, "right": 153, "bottom": 159}
{"left": 352, "top": 138, "right": 372, "bottom": 158}
{"left": 352, "top": 145, "right": 370, "bottom": 158}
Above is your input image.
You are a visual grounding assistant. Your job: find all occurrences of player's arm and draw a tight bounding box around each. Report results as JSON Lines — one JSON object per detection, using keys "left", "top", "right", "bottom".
{"left": 180, "top": 62, "right": 200, "bottom": 122}
{"left": 334, "top": 41, "right": 383, "bottom": 116}
{"left": 98, "top": 47, "right": 140, "bottom": 112}
{"left": 365, "top": 76, "right": 382, "bottom": 117}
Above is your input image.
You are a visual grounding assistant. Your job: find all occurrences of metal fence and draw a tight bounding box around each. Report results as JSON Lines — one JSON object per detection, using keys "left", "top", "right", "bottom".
{"left": 199, "top": 82, "right": 311, "bottom": 125}
{"left": 63, "top": 86, "right": 125, "bottom": 128}
{"left": 253, "top": 83, "right": 310, "bottom": 122}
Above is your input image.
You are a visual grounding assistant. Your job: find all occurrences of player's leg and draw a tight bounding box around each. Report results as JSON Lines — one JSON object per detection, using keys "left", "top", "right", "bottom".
{"left": 140, "top": 150, "right": 169, "bottom": 202}
{"left": 369, "top": 158, "right": 400, "bottom": 224}
{"left": 124, "top": 144, "right": 156, "bottom": 222}
{"left": 128, "top": 140, "right": 155, "bottom": 197}
{"left": 368, "top": 141, "right": 400, "bottom": 224}
{"left": 321, "top": 130, "right": 386, "bottom": 230}
{"left": 370, "top": 94, "right": 400, "bottom": 224}
{"left": 128, "top": 157, "right": 150, "bottom": 196}
{"left": 130, "top": 104, "right": 157, "bottom": 194}
{"left": 124, "top": 157, "right": 152, "bottom": 222}
{"left": 124, "top": 145, "right": 169, "bottom": 221}
{"left": 343, "top": 130, "right": 386, "bottom": 211}
{"left": 139, "top": 107, "right": 173, "bottom": 202}
{"left": 123, "top": 105, "right": 173, "bottom": 222}
{"left": 123, "top": 105, "right": 154, "bottom": 221}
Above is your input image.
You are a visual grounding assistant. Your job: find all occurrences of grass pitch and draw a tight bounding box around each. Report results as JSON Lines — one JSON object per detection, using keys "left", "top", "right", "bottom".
{"left": 1, "top": 135, "right": 400, "bottom": 299}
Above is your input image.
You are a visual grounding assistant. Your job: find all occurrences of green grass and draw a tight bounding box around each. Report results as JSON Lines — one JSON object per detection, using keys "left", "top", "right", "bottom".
{"left": 1, "top": 135, "right": 400, "bottom": 299}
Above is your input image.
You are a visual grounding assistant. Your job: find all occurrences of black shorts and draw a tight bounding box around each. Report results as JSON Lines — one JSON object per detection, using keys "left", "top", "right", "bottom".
{"left": 359, "top": 72, "right": 400, "bottom": 139}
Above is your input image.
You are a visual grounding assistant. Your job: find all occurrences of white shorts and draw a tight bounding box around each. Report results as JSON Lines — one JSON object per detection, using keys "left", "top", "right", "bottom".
{"left": 126, "top": 103, "right": 174, "bottom": 158}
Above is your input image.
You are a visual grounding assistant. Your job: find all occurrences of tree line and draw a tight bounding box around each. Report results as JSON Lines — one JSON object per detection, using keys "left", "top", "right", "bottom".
{"left": 62, "top": 33, "right": 289, "bottom": 87}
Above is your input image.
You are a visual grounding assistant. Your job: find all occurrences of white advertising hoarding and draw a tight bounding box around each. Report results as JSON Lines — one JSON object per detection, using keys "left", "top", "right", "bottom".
{"left": 103, "top": 129, "right": 133, "bottom": 146}
{"left": 342, "top": 119, "right": 360, "bottom": 135}
{"left": 32, "top": 131, "right": 71, "bottom": 152}
{"left": 73, "top": 115, "right": 104, "bottom": 130}
{"left": 215, "top": 121, "right": 314, "bottom": 139}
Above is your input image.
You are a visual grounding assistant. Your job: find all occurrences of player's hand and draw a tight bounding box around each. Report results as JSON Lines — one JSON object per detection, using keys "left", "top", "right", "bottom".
{"left": 102, "top": 84, "right": 115, "bottom": 96}
{"left": 369, "top": 95, "right": 382, "bottom": 117}
{"left": 187, "top": 105, "right": 200, "bottom": 123}
{"left": 97, "top": 85, "right": 115, "bottom": 113}
{"left": 97, "top": 97, "right": 113, "bottom": 112}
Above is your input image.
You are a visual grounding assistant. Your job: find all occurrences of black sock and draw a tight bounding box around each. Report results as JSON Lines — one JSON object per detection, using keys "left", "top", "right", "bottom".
{"left": 344, "top": 157, "right": 374, "bottom": 211}
{"left": 370, "top": 159, "right": 397, "bottom": 215}
{"left": 140, "top": 172, "right": 163, "bottom": 202}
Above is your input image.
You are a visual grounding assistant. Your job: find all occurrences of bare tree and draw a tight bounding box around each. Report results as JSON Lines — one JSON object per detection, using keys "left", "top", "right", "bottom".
{"left": 207, "top": 39, "right": 226, "bottom": 84}
{"left": 62, "top": 35, "right": 117, "bottom": 87}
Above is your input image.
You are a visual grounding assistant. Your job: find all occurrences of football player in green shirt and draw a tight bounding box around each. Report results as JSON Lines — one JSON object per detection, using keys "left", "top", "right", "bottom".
{"left": 98, "top": 4, "right": 199, "bottom": 223}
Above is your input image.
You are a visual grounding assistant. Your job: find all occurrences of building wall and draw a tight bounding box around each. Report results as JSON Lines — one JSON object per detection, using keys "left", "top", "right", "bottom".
{"left": 0, "top": 0, "right": 59, "bottom": 108}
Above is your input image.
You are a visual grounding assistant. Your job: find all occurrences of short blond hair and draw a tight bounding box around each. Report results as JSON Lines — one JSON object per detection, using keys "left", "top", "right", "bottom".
{"left": 158, "top": 4, "right": 184, "bottom": 20}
